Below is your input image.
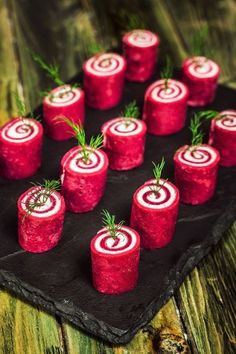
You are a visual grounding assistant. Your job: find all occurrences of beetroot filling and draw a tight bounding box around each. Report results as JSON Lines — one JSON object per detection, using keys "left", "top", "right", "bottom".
{"left": 122, "top": 30, "right": 160, "bottom": 82}
{"left": 18, "top": 187, "right": 65, "bottom": 253}
{"left": 209, "top": 114, "right": 236, "bottom": 167}
{"left": 83, "top": 54, "right": 126, "bottom": 110}
{"left": 0, "top": 118, "right": 43, "bottom": 180}
{"left": 182, "top": 57, "right": 220, "bottom": 107}
{"left": 174, "top": 144, "right": 220, "bottom": 205}
{"left": 61, "top": 146, "right": 108, "bottom": 213}
{"left": 90, "top": 227, "right": 140, "bottom": 294}
{"left": 43, "top": 86, "right": 85, "bottom": 141}
{"left": 101, "top": 118, "right": 147, "bottom": 170}
{"left": 143, "top": 80, "right": 189, "bottom": 136}
{"left": 130, "top": 180, "right": 179, "bottom": 249}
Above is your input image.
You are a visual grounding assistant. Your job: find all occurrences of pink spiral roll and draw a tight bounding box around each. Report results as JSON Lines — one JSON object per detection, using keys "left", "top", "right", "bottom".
{"left": 43, "top": 85, "right": 85, "bottom": 141}
{"left": 122, "top": 29, "right": 160, "bottom": 82}
{"left": 101, "top": 117, "right": 147, "bottom": 170}
{"left": 143, "top": 79, "right": 189, "bottom": 135}
{"left": 18, "top": 186, "right": 65, "bottom": 253}
{"left": 209, "top": 110, "right": 236, "bottom": 167}
{"left": 0, "top": 118, "right": 43, "bottom": 180}
{"left": 83, "top": 53, "right": 126, "bottom": 110}
{"left": 182, "top": 56, "right": 220, "bottom": 106}
{"left": 174, "top": 144, "right": 220, "bottom": 205}
{"left": 90, "top": 225, "right": 140, "bottom": 294}
{"left": 130, "top": 179, "right": 179, "bottom": 249}
{"left": 60, "top": 146, "right": 108, "bottom": 212}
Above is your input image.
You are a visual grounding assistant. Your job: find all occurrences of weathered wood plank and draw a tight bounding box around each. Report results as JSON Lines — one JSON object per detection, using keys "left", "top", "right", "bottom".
{"left": 177, "top": 222, "right": 236, "bottom": 354}
{"left": 62, "top": 299, "right": 189, "bottom": 353}
{"left": 0, "top": 290, "right": 65, "bottom": 354}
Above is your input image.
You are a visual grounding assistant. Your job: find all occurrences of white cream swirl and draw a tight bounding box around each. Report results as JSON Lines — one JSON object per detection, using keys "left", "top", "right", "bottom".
{"left": 21, "top": 187, "right": 62, "bottom": 218}
{"left": 94, "top": 226, "right": 138, "bottom": 254}
{"left": 136, "top": 179, "right": 177, "bottom": 209}
{"left": 102, "top": 118, "right": 144, "bottom": 137}
{"left": 178, "top": 145, "right": 217, "bottom": 167}
{"left": 1, "top": 119, "right": 39, "bottom": 143}
{"left": 45, "top": 85, "right": 81, "bottom": 106}
{"left": 149, "top": 79, "right": 188, "bottom": 102}
{"left": 215, "top": 110, "right": 236, "bottom": 131}
{"left": 85, "top": 53, "right": 125, "bottom": 76}
{"left": 186, "top": 57, "right": 219, "bottom": 78}
{"left": 127, "top": 30, "right": 158, "bottom": 47}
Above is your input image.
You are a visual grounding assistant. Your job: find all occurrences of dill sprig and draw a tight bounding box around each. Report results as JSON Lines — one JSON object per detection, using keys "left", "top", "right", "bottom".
{"left": 13, "top": 92, "right": 27, "bottom": 117}
{"left": 191, "top": 25, "right": 209, "bottom": 57}
{"left": 117, "top": 10, "right": 145, "bottom": 31}
{"left": 150, "top": 158, "right": 165, "bottom": 195}
{"left": 58, "top": 117, "right": 103, "bottom": 163}
{"left": 87, "top": 42, "right": 104, "bottom": 57}
{"left": 26, "top": 179, "right": 60, "bottom": 214}
{"left": 101, "top": 209, "right": 124, "bottom": 239}
{"left": 197, "top": 110, "right": 221, "bottom": 121}
{"left": 121, "top": 100, "right": 140, "bottom": 126}
{"left": 190, "top": 114, "right": 204, "bottom": 146}
{"left": 160, "top": 56, "right": 173, "bottom": 91}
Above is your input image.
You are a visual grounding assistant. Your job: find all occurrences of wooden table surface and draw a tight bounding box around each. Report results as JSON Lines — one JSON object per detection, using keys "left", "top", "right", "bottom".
{"left": 0, "top": 1, "right": 235, "bottom": 353}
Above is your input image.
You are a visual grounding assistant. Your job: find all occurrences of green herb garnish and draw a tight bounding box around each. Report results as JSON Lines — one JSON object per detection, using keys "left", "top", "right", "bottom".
{"left": 26, "top": 179, "right": 60, "bottom": 215}
{"left": 87, "top": 42, "right": 104, "bottom": 57}
{"left": 31, "top": 52, "right": 64, "bottom": 86}
{"left": 191, "top": 25, "right": 209, "bottom": 57}
{"left": 59, "top": 117, "right": 103, "bottom": 164}
{"left": 160, "top": 56, "right": 173, "bottom": 91}
{"left": 150, "top": 158, "right": 166, "bottom": 195}
{"left": 197, "top": 110, "right": 220, "bottom": 121}
{"left": 121, "top": 100, "right": 140, "bottom": 126}
{"left": 101, "top": 209, "right": 124, "bottom": 239}
{"left": 190, "top": 114, "right": 204, "bottom": 146}
{"left": 14, "top": 92, "right": 27, "bottom": 117}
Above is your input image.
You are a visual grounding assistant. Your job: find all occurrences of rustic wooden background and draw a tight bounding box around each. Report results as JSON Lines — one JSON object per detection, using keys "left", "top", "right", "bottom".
{"left": 0, "top": 0, "right": 236, "bottom": 353}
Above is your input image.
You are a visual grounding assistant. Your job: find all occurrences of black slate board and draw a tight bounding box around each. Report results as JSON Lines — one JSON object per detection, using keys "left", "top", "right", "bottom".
{"left": 0, "top": 73, "right": 236, "bottom": 344}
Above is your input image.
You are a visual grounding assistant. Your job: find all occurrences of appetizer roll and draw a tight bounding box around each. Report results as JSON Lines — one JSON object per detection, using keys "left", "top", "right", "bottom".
{"left": 101, "top": 117, "right": 147, "bottom": 170}
{"left": 18, "top": 184, "right": 65, "bottom": 253}
{"left": 43, "top": 85, "right": 85, "bottom": 141}
{"left": 83, "top": 53, "right": 126, "bottom": 110}
{"left": 131, "top": 179, "right": 179, "bottom": 249}
{"left": 174, "top": 144, "right": 220, "bottom": 204}
{"left": 0, "top": 118, "right": 43, "bottom": 180}
{"left": 209, "top": 110, "right": 236, "bottom": 167}
{"left": 61, "top": 146, "right": 108, "bottom": 212}
{"left": 122, "top": 29, "right": 160, "bottom": 82}
{"left": 91, "top": 224, "right": 140, "bottom": 295}
{"left": 143, "top": 79, "right": 189, "bottom": 135}
{"left": 182, "top": 56, "right": 220, "bottom": 106}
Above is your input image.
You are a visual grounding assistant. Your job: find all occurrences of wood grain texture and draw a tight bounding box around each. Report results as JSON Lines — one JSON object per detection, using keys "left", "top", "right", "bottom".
{"left": 0, "top": 0, "right": 235, "bottom": 353}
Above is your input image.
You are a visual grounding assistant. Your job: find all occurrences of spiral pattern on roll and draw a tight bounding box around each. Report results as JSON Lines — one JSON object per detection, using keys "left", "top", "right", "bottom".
{"left": 136, "top": 179, "right": 177, "bottom": 209}
{"left": 1, "top": 118, "right": 39, "bottom": 143}
{"left": 187, "top": 57, "right": 219, "bottom": 78}
{"left": 150, "top": 79, "right": 188, "bottom": 102}
{"left": 216, "top": 110, "right": 236, "bottom": 131}
{"left": 62, "top": 147, "right": 105, "bottom": 174}
{"left": 127, "top": 30, "right": 157, "bottom": 47}
{"left": 178, "top": 145, "right": 217, "bottom": 166}
{"left": 85, "top": 53, "right": 125, "bottom": 76}
{"left": 103, "top": 118, "right": 143, "bottom": 136}
{"left": 94, "top": 226, "right": 137, "bottom": 254}
{"left": 21, "top": 187, "right": 62, "bottom": 217}
{"left": 46, "top": 85, "right": 81, "bottom": 106}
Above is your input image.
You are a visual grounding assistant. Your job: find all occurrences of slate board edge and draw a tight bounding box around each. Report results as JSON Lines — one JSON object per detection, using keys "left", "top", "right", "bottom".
{"left": 0, "top": 200, "right": 235, "bottom": 345}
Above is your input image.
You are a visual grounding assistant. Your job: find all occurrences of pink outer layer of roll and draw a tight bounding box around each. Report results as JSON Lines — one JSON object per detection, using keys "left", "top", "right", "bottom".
{"left": 0, "top": 118, "right": 43, "bottom": 180}
{"left": 18, "top": 187, "right": 65, "bottom": 253}
{"left": 143, "top": 79, "right": 189, "bottom": 135}
{"left": 182, "top": 56, "right": 220, "bottom": 107}
{"left": 101, "top": 117, "right": 147, "bottom": 170}
{"left": 122, "top": 29, "right": 160, "bottom": 82}
{"left": 83, "top": 53, "right": 126, "bottom": 110}
{"left": 208, "top": 110, "right": 236, "bottom": 167}
{"left": 90, "top": 225, "right": 140, "bottom": 294}
{"left": 174, "top": 144, "right": 220, "bottom": 205}
{"left": 130, "top": 179, "right": 179, "bottom": 249}
{"left": 43, "top": 85, "right": 85, "bottom": 141}
{"left": 60, "top": 146, "right": 108, "bottom": 212}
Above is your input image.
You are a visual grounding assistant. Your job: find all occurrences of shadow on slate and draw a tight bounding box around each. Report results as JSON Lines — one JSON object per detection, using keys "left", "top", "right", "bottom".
{"left": 0, "top": 68, "right": 236, "bottom": 344}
